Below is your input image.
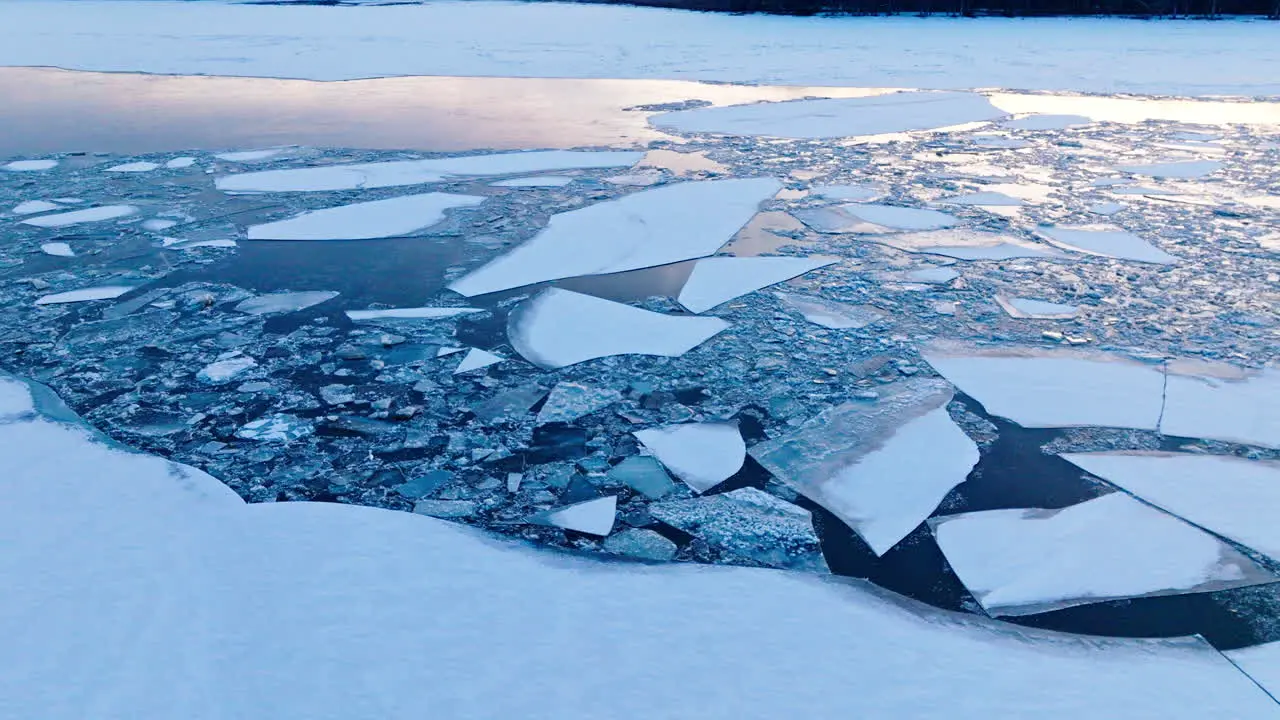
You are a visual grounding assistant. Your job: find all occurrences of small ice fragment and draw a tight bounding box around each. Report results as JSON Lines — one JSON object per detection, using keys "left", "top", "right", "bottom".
{"left": 602, "top": 528, "right": 678, "bottom": 561}
{"left": 345, "top": 307, "right": 481, "bottom": 322}
{"left": 905, "top": 267, "right": 959, "bottom": 284}
{"left": 996, "top": 296, "right": 1079, "bottom": 319}
{"left": 162, "top": 238, "right": 237, "bottom": 250}
{"left": 39, "top": 242, "right": 74, "bottom": 257}
{"left": 248, "top": 193, "right": 485, "bottom": 240}
{"left": 197, "top": 356, "right": 257, "bottom": 384}
{"left": 607, "top": 456, "right": 675, "bottom": 499}
{"left": 537, "top": 382, "right": 623, "bottom": 424}
{"left": 970, "top": 135, "right": 1030, "bottom": 149}
{"left": 142, "top": 219, "right": 179, "bottom": 231}
{"left": 633, "top": 422, "right": 745, "bottom": 493}
{"left": 508, "top": 289, "right": 728, "bottom": 370}
{"left": 3, "top": 159, "right": 57, "bottom": 171}
{"left": 453, "top": 348, "right": 503, "bottom": 374}
{"left": 472, "top": 384, "right": 548, "bottom": 423}
{"left": 1002, "top": 114, "right": 1092, "bottom": 130}
{"left": 751, "top": 379, "right": 978, "bottom": 556}
{"left": 649, "top": 488, "right": 827, "bottom": 572}
{"left": 811, "top": 184, "right": 883, "bottom": 202}
{"left": 165, "top": 157, "right": 196, "bottom": 169}
{"left": 795, "top": 203, "right": 958, "bottom": 234}
{"left": 436, "top": 347, "right": 463, "bottom": 358}
{"left": 216, "top": 148, "right": 286, "bottom": 162}
{"left": 529, "top": 496, "right": 617, "bottom": 536}
{"left": 938, "top": 191, "right": 1023, "bottom": 206}
{"left": 105, "top": 161, "right": 160, "bottom": 173}
{"left": 490, "top": 175, "right": 574, "bottom": 188}
{"left": 774, "top": 292, "right": 884, "bottom": 329}
{"left": 677, "top": 256, "right": 836, "bottom": 314}
{"left": 1116, "top": 160, "right": 1222, "bottom": 179}
{"left": 413, "top": 499, "right": 478, "bottom": 519}
{"left": 12, "top": 200, "right": 60, "bottom": 215}
{"left": 319, "top": 384, "right": 355, "bottom": 406}
{"left": 395, "top": 469, "right": 452, "bottom": 499}
{"left": 234, "top": 291, "right": 338, "bottom": 315}
{"left": 1038, "top": 226, "right": 1177, "bottom": 264}
{"left": 1089, "top": 202, "right": 1125, "bottom": 215}
{"left": 506, "top": 473, "right": 523, "bottom": 493}
{"left": 932, "top": 492, "right": 1274, "bottom": 616}
{"left": 235, "top": 414, "right": 312, "bottom": 442}
{"left": 35, "top": 285, "right": 134, "bottom": 305}
{"left": 20, "top": 205, "right": 137, "bottom": 228}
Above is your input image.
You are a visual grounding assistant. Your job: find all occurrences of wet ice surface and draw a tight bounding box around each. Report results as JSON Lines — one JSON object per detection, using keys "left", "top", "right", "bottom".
{"left": 4, "top": 80, "right": 1280, "bottom": 654}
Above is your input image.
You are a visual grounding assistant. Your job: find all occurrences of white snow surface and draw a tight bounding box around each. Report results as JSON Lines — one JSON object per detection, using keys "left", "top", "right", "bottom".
{"left": 246, "top": 193, "right": 484, "bottom": 240}
{"left": 3, "top": 158, "right": 56, "bottom": 171}
{"left": 20, "top": 205, "right": 137, "bottom": 227}
{"left": 933, "top": 492, "right": 1275, "bottom": 616}
{"left": 34, "top": 285, "right": 134, "bottom": 305}
{"left": 12, "top": 200, "right": 60, "bottom": 214}
{"left": 1063, "top": 452, "right": 1280, "bottom": 562}
{"left": 1227, "top": 642, "right": 1280, "bottom": 704}
{"left": 634, "top": 423, "right": 746, "bottom": 493}
{"left": 3, "top": 374, "right": 1280, "bottom": 718}
{"left": 1161, "top": 368, "right": 1280, "bottom": 449}
{"left": 450, "top": 178, "right": 779, "bottom": 297}
{"left": 345, "top": 307, "right": 480, "bottom": 322}
{"left": 1038, "top": 226, "right": 1178, "bottom": 264}
{"left": 508, "top": 289, "right": 728, "bottom": 370}
{"left": 677, "top": 256, "right": 836, "bottom": 314}
{"left": 165, "top": 156, "right": 197, "bottom": 169}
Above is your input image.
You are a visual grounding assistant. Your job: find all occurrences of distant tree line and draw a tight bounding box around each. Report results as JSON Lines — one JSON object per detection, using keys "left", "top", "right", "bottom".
{"left": 583, "top": 0, "right": 1279, "bottom": 17}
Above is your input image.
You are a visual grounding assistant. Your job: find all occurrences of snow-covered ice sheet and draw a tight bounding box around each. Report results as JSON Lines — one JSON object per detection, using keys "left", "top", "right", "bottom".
{"left": 938, "top": 191, "right": 1024, "bottom": 206}
{"left": 104, "top": 161, "right": 160, "bottom": 172}
{"left": 811, "top": 183, "right": 883, "bottom": 202}
{"left": 450, "top": 178, "right": 779, "bottom": 297}
{"left": 651, "top": 92, "right": 1005, "bottom": 139}
{"left": 12, "top": 200, "right": 60, "bottom": 214}
{"left": 677, "top": 256, "right": 836, "bottom": 314}
{"left": 490, "top": 175, "right": 575, "bottom": 188}
{"left": 3, "top": 374, "right": 1280, "bottom": 719}
{"left": 247, "top": 193, "right": 484, "bottom": 240}
{"left": 165, "top": 156, "right": 196, "bottom": 169}
{"left": 234, "top": 290, "right": 338, "bottom": 315}
{"left": 921, "top": 344, "right": 1166, "bottom": 430}
{"left": 932, "top": 492, "right": 1276, "bottom": 616}
{"left": 751, "top": 379, "right": 979, "bottom": 556}
{"left": 1226, "top": 642, "right": 1280, "bottom": 704}
{"left": 34, "top": 285, "right": 134, "bottom": 305}
{"left": 19, "top": 205, "right": 137, "bottom": 227}
{"left": 196, "top": 356, "right": 257, "bottom": 385}
{"left": 39, "top": 242, "right": 74, "bottom": 257}
{"left": 508, "top": 289, "right": 728, "bottom": 370}
{"left": 633, "top": 422, "right": 746, "bottom": 493}
{"left": 1161, "top": 366, "right": 1280, "bottom": 448}
{"left": 537, "top": 382, "right": 623, "bottom": 425}
{"left": 3, "top": 158, "right": 56, "bottom": 171}
{"left": 996, "top": 295, "right": 1080, "bottom": 319}
{"left": 345, "top": 306, "right": 480, "bottom": 322}
{"left": 1038, "top": 226, "right": 1178, "bottom": 264}
{"left": 1062, "top": 452, "right": 1280, "bottom": 563}
{"left": 1116, "top": 160, "right": 1222, "bottom": 179}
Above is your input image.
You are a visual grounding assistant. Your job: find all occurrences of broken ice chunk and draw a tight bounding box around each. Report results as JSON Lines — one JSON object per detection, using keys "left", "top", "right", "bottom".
{"left": 938, "top": 191, "right": 1024, "bottom": 207}
{"left": 996, "top": 296, "right": 1080, "bottom": 319}
{"left": 795, "top": 203, "right": 958, "bottom": 234}
{"left": 602, "top": 528, "right": 677, "bottom": 562}
{"left": 450, "top": 178, "right": 780, "bottom": 297}
{"left": 12, "top": 200, "right": 60, "bottom": 215}
{"left": 142, "top": 219, "right": 179, "bottom": 232}
{"left": 235, "top": 414, "right": 313, "bottom": 442}
{"left": 536, "top": 382, "right": 623, "bottom": 425}
{"left": 196, "top": 356, "right": 257, "bottom": 384}
{"left": 649, "top": 488, "right": 828, "bottom": 572}
{"left": 472, "top": 384, "right": 548, "bottom": 422}
{"left": 1001, "top": 114, "right": 1091, "bottom": 130}
{"left": 1116, "top": 160, "right": 1222, "bottom": 179}
{"left": 872, "top": 229, "right": 1062, "bottom": 261}
{"left": 750, "top": 379, "right": 978, "bottom": 556}
{"left": 1062, "top": 452, "right": 1280, "bottom": 563}
{"left": 3, "top": 159, "right": 57, "bottom": 171}
{"left": 20, "top": 205, "right": 137, "bottom": 228}
{"left": 529, "top": 495, "right": 617, "bottom": 536}
{"left": 932, "top": 492, "right": 1274, "bottom": 616}
{"left": 247, "top": 193, "right": 485, "bottom": 240}
{"left": 676, "top": 256, "right": 836, "bottom": 314}
{"left": 1160, "top": 364, "right": 1280, "bottom": 449}
{"left": 1089, "top": 202, "right": 1125, "bottom": 216}
{"left": 633, "top": 422, "right": 745, "bottom": 493}
{"left": 508, "top": 289, "right": 728, "bottom": 370}
{"left": 607, "top": 456, "right": 675, "bottom": 499}
{"left": 1038, "top": 226, "right": 1177, "bottom": 264}
{"left": 811, "top": 184, "right": 883, "bottom": 202}
{"left": 490, "top": 175, "right": 574, "bottom": 188}
{"left": 216, "top": 148, "right": 287, "bottom": 162}
{"left": 921, "top": 344, "right": 1165, "bottom": 430}
{"left": 904, "top": 267, "right": 959, "bottom": 284}
{"left": 165, "top": 157, "right": 196, "bottom": 169}
{"left": 39, "top": 243, "right": 74, "bottom": 258}
{"left": 345, "top": 307, "right": 480, "bottom": 322}
{"left": 774, "top": 292, "right": 884, "bottom": 329}
{"left": 453, "top": 348, "right": 503, "bottom": 374}
{"left": 234, "top": 291, "right": 338, "bottom": 315}
{"left": 413, "top": 499, "right": 479, "bottom": 519}
{"left": 35, "top": 285, "right": 134, "bottom": 305}
{"left": 105, "top": 161, "right": 160, "bottom": 173}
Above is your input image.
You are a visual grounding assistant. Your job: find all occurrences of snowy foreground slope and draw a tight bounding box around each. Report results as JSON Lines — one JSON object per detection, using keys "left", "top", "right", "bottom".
{"left": 2, "top": 375, "right": 1278, "bottom": 718}
{"left": 1, "top": 0, "right": 1280, "bottom": 96}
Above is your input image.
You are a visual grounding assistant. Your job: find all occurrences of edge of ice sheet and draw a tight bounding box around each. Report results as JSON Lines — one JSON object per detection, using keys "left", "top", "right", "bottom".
{"left": 507, "top": 289, "right": 728, "bottom": 370}
{"left": 450, "top": 178, "right": 781, "bottom": 297}
{"left": 677, "top": 255, "right": 837, "bottom": 314}
{"left": 246, "top": 193, "right": 485, "bottom": 240}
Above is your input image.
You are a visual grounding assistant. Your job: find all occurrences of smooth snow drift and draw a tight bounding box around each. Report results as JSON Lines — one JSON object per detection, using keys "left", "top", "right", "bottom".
{"left": 247, "top": 193, "right": 484, "bottom": 240}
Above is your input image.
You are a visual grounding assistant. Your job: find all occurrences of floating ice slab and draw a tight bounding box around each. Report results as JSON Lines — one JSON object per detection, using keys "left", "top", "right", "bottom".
{"left": 235, "top": 413, "right": 313, "bottom": 442}
{"left": 677, "top": 256, "right": 836, "bottom": 314}
{"left": 529, "top": 495, "right": 617, "bottom": 536}
{"left": 450, "top": 178, "right": 779, "bottom": 297}
{"left": 12, "top": 200, "right": 59, "bottom": 214}
{"left": 453, "top": 348, "right": 503, "bottom": 374}
{"left": 1062, "top": 452, "right": 1280, "bottom": 562}
{"left": 795, "top": 203, "right": 958, "bottom": 234}
{"left": 39, "top": 242, "right": 74, "bottom": 258}
{"left": 196, "top": 356, "right": 257, "bottom": 385}
{"left": 1116, "top": 160, "right": 1222, "bottom": 179}
{"left": 996, "top": 296, "right": 1080, "bottom": 319}
{"left": 938, "top": 191, "right": 1024, "bottom": 206}
{"left": 607, "top": 456, "right": 675, "bottom": 499}
{"left": 874, "top": 229, "right": 1063, "bottom": 260}
{"left": 811, "top": 183, "right": 883, "bottom": 202}
{"left": 633, "top": 422, "right": 745, "bottom": 493}
{"left": 234, "top": 290, "right": 338, "bottom": 315}
{"left": 1089, "top": 201, "right": 1125, "bottom": 216}
{"left": 775, "top": 291, "right": 884, "bottom": 329}
{"left": 216, "top": 148, "right": 287, "bottom": 162}
{"left": 602, "top": 528, "right": 677, "bottom": 561}
{"left": 649, "top": 488, "right": 828, "bottom": 572}
{"left": 20, "top": 205, "right": 137, "bottom": 227}
{"left": 105, "top": 161, "right": 160, "bottom": 173}
{"left": 1002, "top": 114, "right": 1092, "bottom": 130}
{"left": 1038, "top": 226, "right": 1177, "bottom": 264}
{"left": 508, "top": 289, "right": 728, "bottom": 370}
{"left": 35, "top": 285, "right": 134, "bottom": 305}
{"left": 217, "top": 150, "right": 642, "bottom": 193}
{"left": 651, "top": 92, "right": 1005, "bottom": 139}
{"left": 165, "top": 157, "right": 196, "bottom": 169}
{"left": 921, "top": 344, "right": 1165, "bottom": 430}
{"left": 536, "top": 382, "right": 623, "bottom": 425}
{"left": 490, "top": 175, "right": 574, "bottom": 188}
{"left": 1161, "top": 365, "right": 1280, "bottom": 448}
{"left": 345, "top": 306, "right": 480, "bottom": 322}
{"left": 3, "top": 159, "right": 56, "bottom": 171}
{"left": 932, "top": 492, "right": 1274, "bottom": 616}
{"left": 247, "top": 192, "right": 485, "bottom": 240}
{"left": 904, "top": 266, "right": 959, "bottom": 284}
{"left": 751, "top": 379, "right": 978, "bottom": 556}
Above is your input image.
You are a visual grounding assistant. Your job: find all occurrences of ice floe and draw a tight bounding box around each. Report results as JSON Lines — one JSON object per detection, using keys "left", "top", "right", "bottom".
{"left": 234, "top": 290, "right": 338, "bottom": 315}
{"left": 165, "top": 157, "right": 196, "bottom": 169}
{"left": 196, "top": 356, "right": 257, "bottom": 385}
{"left": 3, "top": 159, "right": 56, "bottom": 171}
{"left": 1089, "top": 201, "right": 1125, "bottom": 215}
{"left": 345, "top": 306, "right": 480, "bottom": 322}
{"left": 633, "top": 422, "right": 746, "bottom": 493}
{"left": 38, "top": 242, "right": 74, "bottom": 257}
{"left": 602, "top": 528, "right": 677, "bottom": 561}
{"left": 19, "top": 205, "right": 137, "bottom": 227}
{"left": 938, "top": 191, "right": 1024, "bottom": 206}
{"left": 996, "top": 296, "right": 1080, "bottom": 319}
{"left": 1002, "top": 114, "right": 1092, "bottom": 130}
{"left": 649, "top": 488, "right": 828, "bottom": 572}
{"left": 1116, "top": 160, "right": 1222, "bottom": 179}
{"left": 1038, "top": 226, "right": 1178, "bottom": 264}
{"left": 921, "top": 344, "right": 1165, "bottom": 430}
{"left": 490, "top": 175, "right": 574, "bottom": 188}
{"left": 105, "top": 161, "right": 160, "bottom": 173}
{"left": 449, "top": 178, "right": 779, "bottom": 297}
{"left": 811, "top": 183, "right": 884, "bottom": 202}
{"left": 509, "top": 289, "right": 728, "bottom": 369}
{"left": 34, "top": 285, "right": 134, "bottom": 305}
{"left": 795, "top": 203, "right": 958, "bottom": 234}
{"left": 529, "top": 495, "right": 617, "bottom": 536}
{"left": 1062, "top": 452, "right": 1280, "bottom": 562}
{"left": 1161, "top": 365, "right": 1280, "bottom": 448}
{"left": 536, "top": 382, "right": 623, "bottom": 425}
{"left": 751, "top": 379, "right": 978, "bottom": 556}
{"left": 247, "top": 193, "right": 485, "bottom": 240}
{"left": 453, "top": 348, "right": 503, "bottom": 374}
{"left": 873, "top": 229, "right": 1063, "bottom": 260}
{"left": 215, "top": 148, "right": 286, "bottom": 162}
{"left": 607, "top": 456, "right": 675, "bottom": 500}
{"left": 651, "top": 92, "right": 1005, "bottom": 139}
{"left": 676, "top": 255, "right": 836, "bottom": 314}
{"left": 932, "top": 492, "right": 1274, "bottom": 616}
{"left": 12, "top": 200, "right": 59, "bottom": 214}
{"left": 774, "top": 291, "right": 884, "bottom": 329}
{"left": 235, "top": 413, "right": 313, "bottom": 442}
{"left": 216, "top": 150, "right": 642, "bottom": 193}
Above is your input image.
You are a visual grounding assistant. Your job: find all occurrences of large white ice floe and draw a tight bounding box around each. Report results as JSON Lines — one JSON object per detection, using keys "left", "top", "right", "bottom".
{"left": 234, "top": 290, "right": 338, "bottom": 315}
{"left": 3, "top": 374, "right": 1280, "bottom": 719}
{"left": 449, "top": 178, "right": 779, "bottom": 297}
{"left": 1064, "top": 452, "right": 1280, "bottom": 563}
{"left": 921, "top": 344, "right": 1166, "bottom": 430}
{"left": 774, "top": 291, "right": 885, "bottom": 329}
{"left": 651, "top": 92, "right": 1006, "bottom": 139}
{"left": 3, "top": 159, "right": 57, "bottom": 171}
{"left": 216, "top": 150, "right": 642, "bottom": 193}
{"left": 676, "top": 255, "right": 836, "bottom": 314}
{"left": 751, "top": 379, "right": 979, "bottom": 556}
{"left": 932, "top": 492, "right": 1275, "bottom": 616}
{"left": 795, "top": 203, "right": 958, "bottom": 234}
{"left": 1116, "top": 160, "right": 1222, "bottom": 179}
{"left": 34, "top": 285, "right": 134, "bottom": 305}
{"left": 1160, "top": 364, "right": 1280, "bottom": 448}
{"left": 12, "top": 200, "right": 60, "bottom": 214}
{"left": 1037, "top": 225, "right": 1178, "bottom": 264}
{"left": 872, "top": 229, "right": 1063, "bottom": 260}
{"left": 345, "top": 306, "right": 481, "bottom": 323}
{"left": 490, "top": 175, "right": 575, "bottom": 188}
{"left": 39, "top": 242, "right": 75, "bottom": 257}
{"left": 19, "top": 205, "right": 137, "bottom": 227}
{"left": 105, "top": 161, "right": 160, "bottom": 173}
{"left": 633, "top": 422, "right": 746, "bottom": 493}
{"left": 247, "top": 193, "right": 485, "bottom": 240}
{"left": 529, "top": 496, "right": 618, "bottom": 536}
